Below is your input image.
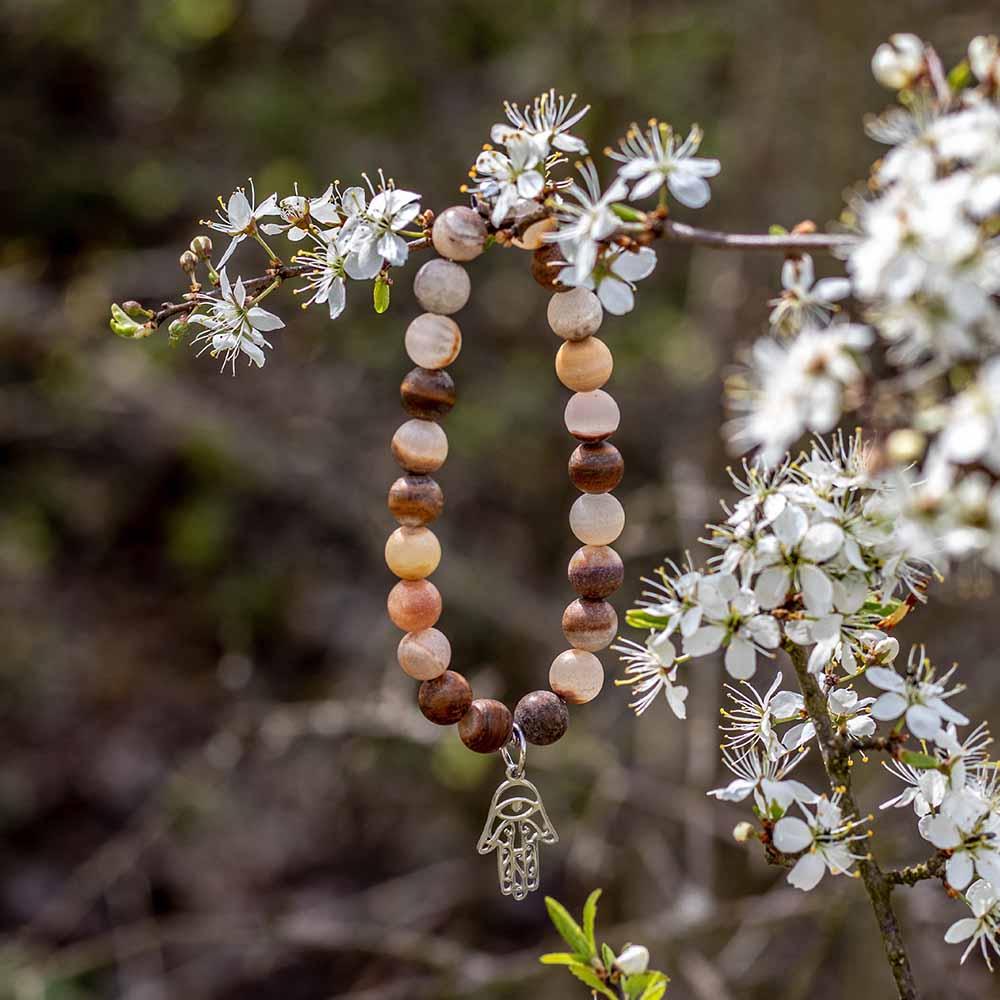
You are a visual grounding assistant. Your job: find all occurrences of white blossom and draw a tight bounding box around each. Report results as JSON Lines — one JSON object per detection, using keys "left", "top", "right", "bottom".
{"left": 720, "top": 676, "right": 804, "bottom": 759}
{"left": 473, "top": 133, "right": 546, "bottom": 227}
{"left": 871, "top": 34, "right": 925, "bottom": 90}
{"left": 203, "top": 180, "right": 280, "bottom": 268}
{"left": 768, "top": 254, "right": 851, "bottom": 335}
{"left": 261, "top": 184, "right": 341, "bottom": 242}
{"left": 493, "top": 89, "right": 589, "bottom": 154}
{"left": 945, "top": 879, "right": 1000, "bottom": 970}
{"left": 558, "top": 245, "right": 657, "bottom": 315}
{"left": 613, "top": 634, "right": 689, "bottom": 718}
{"left": 707, "top": 746, "right": 818, "bottom": 817}
{"left": 346, "top": 179, "right": 422, "bottom": 273}
{"left": 294, "top": 228, "right": 380, "bottom": 320}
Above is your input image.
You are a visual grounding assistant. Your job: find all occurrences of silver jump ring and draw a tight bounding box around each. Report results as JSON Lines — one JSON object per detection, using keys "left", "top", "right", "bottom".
{"left": 500, "top": 723, "right": 527, "bottom": 778}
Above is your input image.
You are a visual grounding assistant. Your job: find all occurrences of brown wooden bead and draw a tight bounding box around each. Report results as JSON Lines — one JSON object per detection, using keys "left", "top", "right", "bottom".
{"left": 555, "top": 336, "right": 613, "bottom": 391}
{"left": 568, "top": 545, "right": 625, "bottom": 599}
{"left": 388, "top": 475, "right": 444, "bottom": 526}
{"left": 568, "top": 442, "right": 624, "bottom": 494}
{"left": 418, "top": 670, "right": 473, "bottom": 725}
{"left": 387, "top": 579, "right": 441, "bottom": 631}
{"left": 561, "top": 598, "right": 618, "bottom": 652}
{"left": 400, "top": 367, "right": 456, "bottom": 420}
{"left": 531, "top": 243, "right": 566, "bottom": 289}
{"left": 514, "top": 690, "right": 569, "bottom": 746}
{"left": 458, "top": 698, "right": 513, "bottom": 753}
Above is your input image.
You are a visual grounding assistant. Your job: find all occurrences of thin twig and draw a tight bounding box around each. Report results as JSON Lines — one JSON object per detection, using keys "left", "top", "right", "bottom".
{"left": 884, "top": 853, "right": 949, "bottom": 887}
{"left": 657, "top": 219, "right": 856, "bottom": 253}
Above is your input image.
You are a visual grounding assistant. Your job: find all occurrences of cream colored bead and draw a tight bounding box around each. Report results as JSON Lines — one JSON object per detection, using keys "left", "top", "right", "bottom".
{"left": 549, "top": 648, "right": 604, "bottom": 704}
{"left": 391, "top": 419, "right": 448, "bottom": 473}
{"left": 512, "top": 217, "right": 557, "bottom": 250}
{"left": 570, "top": 493, "right": 625, "bottom": 545}
{"left": 547, "top": 287, "right": 603, "bottom": 340}
{"left": 397, "top": 628, "right": 451, "bottom": 680}
{"left": 555, "top": 337, "right": 613, "bottom": 392}
{"left": 431, "top": 206, "right": 487, "bottom": 261}
{"left": 564, "top": 389, "right": 620, "bottom": 441}
{"left": 405, "top": 313, "right": 462, "bottom": 369}
{"left": 385, "top": 526, "right": 441, "bottom": 580}
{"left": 413, "top": 259, "right": 471, "bottom": 315}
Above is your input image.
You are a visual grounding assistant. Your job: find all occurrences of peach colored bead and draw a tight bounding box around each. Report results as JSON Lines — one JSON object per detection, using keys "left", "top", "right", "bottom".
{"left": 404, "top": 313, "right": 462, "bottom": 369}
{"left": 413, "top": 259, "right": 471, "bottom": 315}
{"left": 385, "top": 526, "right": 441, "bottom": 580}
{"left": 431, "top": 206, "right": 487, "bottom": 261}
{"left": 391, "top": 419, "right": 448, "bottom": 474}
{"left": 397, "top": 627, "right": 451, "bottom": 680}
{"left": 549, "top": 648, "right": 604, "bottom": 705}
{"left": 387, "top": 580, "right": 441, "bottom": 631}
{"left": 555, "top": 337, "right": 613, "bottom": 392}
{"left": 570, "top": 493, "right": 625, "bottom": 545}
{"left": 547, "top": 287, "right": 603, "bottom": 341}
{"left": 564, "top": 389, "right": 620, "bottom": 441}
{"left": 512, "top": 217, "right": 557, "bottom": 251}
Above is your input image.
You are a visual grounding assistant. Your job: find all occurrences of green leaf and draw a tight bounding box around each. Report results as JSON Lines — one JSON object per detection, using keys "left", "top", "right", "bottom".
{"left": 947, "top": 59, "right": 973, "bottom": 91}
{"left": 624, "top": 610, "right": 671, "bottom": 630}
{"left": 544, "top": 896, "right": 592, "bottom": 958}
{"left": 373, "top": 274, "right": 391, "bottom": 313}
{"left": 568, "top": 965, "right": 617, "bottom": 1000}
{"left": 109, "top": 303, "right": 145, "bottom": 339}
{"left": 623, "top": 972, "right": 657, "bottom": 999}
{"left": 768, "top": 224, "right": 789, "bottom": 236}
{"left": 901, "top": 750, "right": 941, "bottom": 770}
{"left": 539, "top": 952, "right": 582, "bottom": 966}
{"left": 639, "top": 972, "right": 670, "bottom": 999}
{"left": 601, "top": 942, "right": 617, "bottom": 975}
{"left": 611, "top": 202, "right": 647, "bottom": 223}
{"left": 582, "top": 889, "right": 601, "bottom": 954}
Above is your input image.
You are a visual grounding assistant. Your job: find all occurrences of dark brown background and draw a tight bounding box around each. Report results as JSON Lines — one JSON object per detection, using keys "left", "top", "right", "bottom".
{"left": 1, "top": 1, "right": 997, "bottom": 997}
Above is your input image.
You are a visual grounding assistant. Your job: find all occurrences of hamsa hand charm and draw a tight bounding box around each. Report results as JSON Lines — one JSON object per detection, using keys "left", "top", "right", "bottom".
{"left": 477, "top": 726, "right": 558, "bottom": 900}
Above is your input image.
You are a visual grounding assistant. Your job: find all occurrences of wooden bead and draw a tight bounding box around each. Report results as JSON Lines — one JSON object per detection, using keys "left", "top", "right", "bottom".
{"left": 549, "top": 649, "right": 605, "bottom": 705}
{"left": 547, "top": 287, "right": 603, "bottom": 340}
{"left": 419, "top": 670, "right": 473, "bottom": 725}
{"left": 391, "top": 419, "right": 448, "bottom": 473}
{"left": 413, "top": 259, "right": 471, "bottom": 315}
{"left": 397, "top": 627, "right": 451, "bottom": 680}
{"left": 555, "top": 337, "right": 613, "bottom": 392}
{"left": 569, "top": 442, "right": 624, "bottom": 493}
{"left": 564, "top": 390, "right": 620, "bottom": 442}
{"left": 561, "top": 598, "right": 618, "bottom": 652}
{"left": 570, "top": 493, "right": 625, "bottom": 545}
{"left": 432, "top": 206, "right": 487, "bottom": 261}
{"left": 459, "top": 698, "right": 513, "bottom": 753}
{"left": 385, "top": 526, "right": 441, "bottom": 580}
{"left": 405, "top": 313, "right": 462, "bottom": 369}
{"left": 531, "top": 244, "right": 566, "bottom": 289}
{"left": 388, "top": 475, "right": 444, "bottom": 526}
{"left": 512, "top": 217, "right": 557, "bottom": 250}
{"left": 400, "top": 367, "right": 456, "bottom": 420}
{"left": 514, "top": 691, "right": 569, "bottom": 746}
{"left": 387, "top": 580, "right": 441, "bottom": 631}
{"left": 568, "top": 545, "right": 624, "bottom": 599}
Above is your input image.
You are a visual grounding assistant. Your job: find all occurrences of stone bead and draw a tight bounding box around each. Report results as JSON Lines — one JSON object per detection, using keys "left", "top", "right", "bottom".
{"left": 570, "top": 493, "right": 625, "bottom": 545}
{"left": 397, "top": 627, "right": 451, "bottom": 680}
{"left": 391, "top": 419, "right": 448, "bottom": 474}
{"left": 387, "top": 579, "right": 442, "bottom": 632}
{"left": 568, "top": 442, "right": 624, "bottom": 494}
{"left": 564, "top": 390, "right": 620, "bottom": 442}
{"left": 547, "top": 287, "right": 603, "bottom": 340}
{"left": 555, "top": 337, "right": 613, "bottom": 392}
{"left": 413, "top": 258, "right": 471, "bottom": 315}
{"left": 514, "top": 690, "right": 569, "bottom": 746}
{"left": 400, "top": 367, "right": 456, "bottom": 420}
{"left": 512, "top": 217, "right": 557, "bottom": 250}
{"left": 549, "top": 648, "right": 605, "bottom": 705}
{"left": 385, "top": 526, "right": 441, "bottom": 580}
{"left": 387, "top": 475, "right": 444, "bottom": 526}
{"left": 418, "top": 670, "right": 473, "bottom": 725}
{"left": 459, "top": 698, "right": 513, "bottom": 753}
{"left": 568, "top": 545, "right": 625, "bottom": 599}
{"left": 404, "top": 313, "right": 462, "bottom": 370}
{"left": 561, "top": 598, "right": 618, "bottom": 652}
{"left": 531, "top": 244, "right": 566, "bottom": 289}
{"left": 432, "top": 206, "right": 487, "bottom": 261}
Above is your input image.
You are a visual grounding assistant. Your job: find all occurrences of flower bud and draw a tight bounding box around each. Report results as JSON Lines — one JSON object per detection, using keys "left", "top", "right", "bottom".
{"left": 969, "top": 35, "right": 1000, "bottom": 86}
{"left": 871, "top": 34, "right": 925, "bottom": 90}
{"left": 190, "top": 235, "right": 213, "bottom": 259}
{"left": 168, "top": 318, "right": 190, "bottom": 344}
{"left": 733, "top": 821, "right": 755, "bottom": 843}
{"left": 121, "top": 300, "right": 151, "bottom": 321}
{"left": 179, "top": 250, "right": 199, "bottom": 274}
{"left": 874, "top": 637, "right": 900, "bottom": 664}
{"left": 109, "top": 303, "right": 145, "bottom": 339}
{"left": 886, "top": 428, "right": 926, "bottom": 466}
{"left": 615, "top": 944, "right": 649, "bottom": 976}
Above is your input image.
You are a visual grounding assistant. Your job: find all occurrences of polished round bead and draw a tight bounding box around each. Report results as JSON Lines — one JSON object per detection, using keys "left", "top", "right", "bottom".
{"left": 568, "top": 545, "right": 625, "bottom": 599}
{"left": 404, "top": 313, "right": 462, "bottom": 370}
{"left": 547, "top": 287, "right": 603, "bottom": 340}
{"left": 514, "top": 690, "right": 569, "bottom": 746}
{"left": 570, "top": 493, "right": 625, "bottom": 545}
{"left": 400, "top": 367, "right": 456, "bottom": 420}
{"left": 391, "top": 419, "right": 448, "bottom": 473}
{"left": 549, "top": 649, "right": 605, "bottom": 705}
{"left": 459, "top": 698, "right": 513, "bottom": 753}
{"left": 531, "top": 244, "right": 566, "bottom": 289}
{"left": 431, "top": 206, "right": 487, "bottom": 261}
{"left": 561, "top": 598, "right": 618, "bottom": 652}
{"left": 512, "top": 217, "right": 557, "bottom": 251}
{"left": 568, "top": 442, "right": 624, "bottom": 494}
{"left": 387, "top": 579, "right": 442, "bottom": 631}
{"left": 385, "top": 526, "right": 441, "bottom": 580}
{"left": 397, "top": 627, "right": 451, "bottom": 680}
{"left": 418, "top": 670, "right": 473, "bottom": 725}
{"left": 564, "top": 390, "right": 620, "bottom": 442}
{"left": 413, "top": 258, "right": 471, "bottom": 315}
{"left": 387, "top": 475, "right": 444, "bottom": 526}
{"left": 555, "top": 336, "right": 613, "bottom": 392}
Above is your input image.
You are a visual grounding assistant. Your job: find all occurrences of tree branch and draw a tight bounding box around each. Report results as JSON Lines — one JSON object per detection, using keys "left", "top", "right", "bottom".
{"left": 655, "top": 219, "right": 856, "bottom": 254}
{"left": 884, "top": 853, "right": 948, "bottom": 887}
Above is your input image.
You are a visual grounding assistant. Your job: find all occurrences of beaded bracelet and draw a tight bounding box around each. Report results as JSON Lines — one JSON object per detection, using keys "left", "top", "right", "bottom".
{"left": 384, "top": 205, "right": 624, "bottom": 900}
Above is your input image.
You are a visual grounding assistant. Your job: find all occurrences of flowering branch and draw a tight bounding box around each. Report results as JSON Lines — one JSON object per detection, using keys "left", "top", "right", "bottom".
{"left": 885, "top": 853, "right": 949, "bottom": 888}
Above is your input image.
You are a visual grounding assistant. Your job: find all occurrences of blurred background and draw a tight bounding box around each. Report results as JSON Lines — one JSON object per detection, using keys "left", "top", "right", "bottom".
{"left": 1, "top": 1, "right": 998, "bottom": 997}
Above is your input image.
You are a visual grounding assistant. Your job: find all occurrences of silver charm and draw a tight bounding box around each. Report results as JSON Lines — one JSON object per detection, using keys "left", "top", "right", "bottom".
{"left": 477, "top": 724, "right": 558, "bottom": 900}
